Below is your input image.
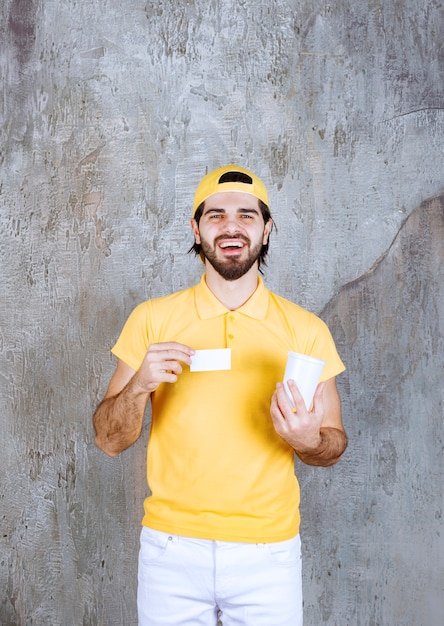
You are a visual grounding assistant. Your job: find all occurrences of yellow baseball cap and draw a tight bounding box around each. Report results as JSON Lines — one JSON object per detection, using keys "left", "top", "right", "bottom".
{"left": 192, "top": 165, "right": 269, "bottom": 216}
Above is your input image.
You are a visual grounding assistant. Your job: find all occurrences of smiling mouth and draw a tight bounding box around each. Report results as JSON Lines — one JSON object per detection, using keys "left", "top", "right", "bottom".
{"left": 219, "top": 241, "right": 244, "bottom": 249}
{"left": 217, "top": 235, "right": 249, "bottom": 251}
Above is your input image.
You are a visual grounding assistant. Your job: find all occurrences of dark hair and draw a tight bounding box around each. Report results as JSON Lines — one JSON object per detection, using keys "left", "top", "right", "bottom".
{"left": 188, "top": 199, "right": 274, "bottom": 274}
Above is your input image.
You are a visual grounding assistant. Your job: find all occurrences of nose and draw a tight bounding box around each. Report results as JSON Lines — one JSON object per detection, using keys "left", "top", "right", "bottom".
{"left": 222, "top": 213, "right": 242, "bottom": 234}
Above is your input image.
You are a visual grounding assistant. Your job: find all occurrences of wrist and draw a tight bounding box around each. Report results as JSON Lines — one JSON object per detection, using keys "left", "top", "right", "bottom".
{"left": 296, "top": 427, "right": 347, "bottom": 467}
{"left": 126, "top": 373, "right": 153, "bottom": 398}
{"left": 295, "top": 433, "right": 323, "bottom": 456}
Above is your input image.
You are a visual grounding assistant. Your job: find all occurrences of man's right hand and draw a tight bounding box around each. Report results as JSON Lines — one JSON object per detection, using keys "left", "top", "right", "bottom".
{"left": 93, "top": 342, "right": 195, "bottom": 456}
{"left": 132, "top": 342, "right": 196, "bottom": 395}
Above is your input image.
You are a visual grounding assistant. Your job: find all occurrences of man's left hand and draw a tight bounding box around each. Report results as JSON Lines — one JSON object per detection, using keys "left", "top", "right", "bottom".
{"left": 270, "top": 380, "right": 324, "bottom": 453}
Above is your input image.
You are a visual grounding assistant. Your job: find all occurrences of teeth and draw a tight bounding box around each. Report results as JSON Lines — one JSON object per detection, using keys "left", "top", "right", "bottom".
{"left": 220, "top": 241, "right": 242, "bottom": 248}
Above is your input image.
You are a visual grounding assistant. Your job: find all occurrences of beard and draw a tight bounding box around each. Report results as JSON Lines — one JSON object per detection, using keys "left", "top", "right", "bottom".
{"left": 199, "top": 235, "right": 263, "bottom": 281}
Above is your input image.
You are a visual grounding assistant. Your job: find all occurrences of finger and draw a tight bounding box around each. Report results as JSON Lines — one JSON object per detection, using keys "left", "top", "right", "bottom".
{"left": 286, "top": 380, "right": 317, "bottom": 415}
{"left": 162, "top": 359, "right": 184, "bottom": 376}
{"left": 276, "top": 382, "right": 303, "bottom": 416}
{"left": 270, "top": 393, "right": 289, "bottom": 435}
{"left": 149, "top": 341, "right": 195, "bottom": 355}
{"left": 312, "top": 381, "right": 325, "bottom": 409}
{"left": 270, "top": 392, "right": 283, "bottom": 421}
{"left": 271, "top": 389, "right": 298, "bottom": 433}
{"left": 157, "top": 370, "right": 180, "bottom": 384}
{"left": 147, "top": 345, "right": 195, "bottom": 366}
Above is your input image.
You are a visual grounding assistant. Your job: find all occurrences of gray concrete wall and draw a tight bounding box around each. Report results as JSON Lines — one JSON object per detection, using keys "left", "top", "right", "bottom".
{"left": 1, "top": 0, "right": 443, "bottom": 624}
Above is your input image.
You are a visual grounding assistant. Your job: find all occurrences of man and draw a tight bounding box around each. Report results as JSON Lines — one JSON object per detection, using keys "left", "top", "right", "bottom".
{"left": 93, "top": 164, "right": 347, "bottom": 625}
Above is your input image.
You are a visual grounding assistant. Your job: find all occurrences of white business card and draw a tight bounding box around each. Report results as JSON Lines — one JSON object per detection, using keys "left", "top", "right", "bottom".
{"left": 190, "top": 348, "right": 231, "bottom": 372}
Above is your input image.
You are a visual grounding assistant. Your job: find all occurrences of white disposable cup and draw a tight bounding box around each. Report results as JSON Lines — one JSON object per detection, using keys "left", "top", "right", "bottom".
{"left": 283, "top": 352, "right": 326, "bottom": 410}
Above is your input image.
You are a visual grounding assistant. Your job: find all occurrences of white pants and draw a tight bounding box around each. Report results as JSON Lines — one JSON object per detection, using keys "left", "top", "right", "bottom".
{"left": 137, "top": 527, "right": 303, "bottom": 625}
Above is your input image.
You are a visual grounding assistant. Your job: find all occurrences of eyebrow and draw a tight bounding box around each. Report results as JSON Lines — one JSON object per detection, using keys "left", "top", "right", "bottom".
{"left": 203, "top": 207, "right": 260, "bottom": 216}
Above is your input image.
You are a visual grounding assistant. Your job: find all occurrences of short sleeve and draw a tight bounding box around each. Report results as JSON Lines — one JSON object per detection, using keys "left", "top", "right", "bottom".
{"left": 111, "top": 301, "right": 152, "bottom": 371}
{"left": 305, "top": 313, "right": 346, "bottom": 381}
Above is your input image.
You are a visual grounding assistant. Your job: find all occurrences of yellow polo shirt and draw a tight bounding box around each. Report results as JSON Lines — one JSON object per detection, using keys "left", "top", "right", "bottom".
{"left": 112, "top": 275, "right": 345, "bottom": 542}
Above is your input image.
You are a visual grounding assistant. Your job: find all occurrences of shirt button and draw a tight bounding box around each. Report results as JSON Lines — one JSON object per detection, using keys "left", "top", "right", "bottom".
{"left": 228, "top": 334, "right": 234, "bottom": 340}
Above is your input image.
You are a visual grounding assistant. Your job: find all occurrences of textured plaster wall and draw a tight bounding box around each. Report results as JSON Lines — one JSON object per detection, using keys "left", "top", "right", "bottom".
{"left": 1, "top": 0, "right": 443, "bottom": 624}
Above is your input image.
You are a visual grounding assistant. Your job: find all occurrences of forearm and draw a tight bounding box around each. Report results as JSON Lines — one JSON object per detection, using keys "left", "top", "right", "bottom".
{"left": 295, "top": 427, "right": 348, "bottom": 467}
{"left": 93, "top": 378, "right": 150, "bottom": 457}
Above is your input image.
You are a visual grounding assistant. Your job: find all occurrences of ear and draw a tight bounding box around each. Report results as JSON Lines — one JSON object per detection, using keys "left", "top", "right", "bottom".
{"left": 190, "top": 218, "right": 201, "bottom": 244}
{"left": 262, "top": 218, "right": 273, "bottom": 245}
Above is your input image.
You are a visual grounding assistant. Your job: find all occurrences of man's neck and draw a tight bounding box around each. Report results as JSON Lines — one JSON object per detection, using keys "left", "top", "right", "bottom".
{"left": 204, "top": 263, "right": 260, "bottom": 310}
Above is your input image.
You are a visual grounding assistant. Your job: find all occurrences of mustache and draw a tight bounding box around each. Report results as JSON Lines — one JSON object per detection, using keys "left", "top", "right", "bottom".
{"left": 215, "top": 234, "right": 250, "bottom": 245}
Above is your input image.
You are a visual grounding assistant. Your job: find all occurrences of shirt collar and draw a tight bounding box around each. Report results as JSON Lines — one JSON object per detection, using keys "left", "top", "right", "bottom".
{"left": 194, "top": 274, "right": 269, "bottom": 320}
